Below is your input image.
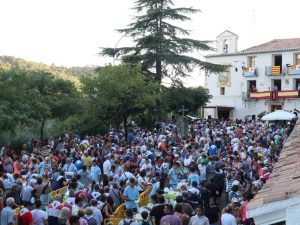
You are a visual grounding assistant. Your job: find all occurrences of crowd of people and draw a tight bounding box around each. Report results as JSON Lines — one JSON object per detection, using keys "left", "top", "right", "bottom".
{"left": 0, "top": 117, "right": 296, "bottom": 225}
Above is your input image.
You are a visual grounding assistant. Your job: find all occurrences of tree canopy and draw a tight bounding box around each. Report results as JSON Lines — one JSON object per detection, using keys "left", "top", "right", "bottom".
{"left": 81, "top": 64, "right": 159, "bottom": 136}
{"left": 0, "top": 68, "right": 80, "bottom": 142}
{"left": 101, "top": 0, "right": 227, "bottom": 84}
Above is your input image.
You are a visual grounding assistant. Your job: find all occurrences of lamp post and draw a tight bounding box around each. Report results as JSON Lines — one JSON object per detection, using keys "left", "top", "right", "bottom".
{"left": 113, "top": 35, "right": 126, "bottom": 66}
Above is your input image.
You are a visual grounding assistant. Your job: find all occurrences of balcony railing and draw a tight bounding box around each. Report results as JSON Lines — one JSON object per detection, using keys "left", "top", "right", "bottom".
{"left": 249, "top": 90, "right": 299, "bottom": 100}
{"left": 243, "top": 67, "right": 256, "bottom": 77}
{"left": 287, "top": 64, "right": 300, "bottom": 75}
{"left": 265, "top": 66, "right": 287, "bottom": 76}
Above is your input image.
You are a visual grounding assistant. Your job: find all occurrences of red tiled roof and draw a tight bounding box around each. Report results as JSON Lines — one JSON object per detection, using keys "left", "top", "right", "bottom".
{"left": 240, "top": 38, "right": 300, "bottom": 54}
{"left": 248, "top": 119, "right": 300, "bottom": 210}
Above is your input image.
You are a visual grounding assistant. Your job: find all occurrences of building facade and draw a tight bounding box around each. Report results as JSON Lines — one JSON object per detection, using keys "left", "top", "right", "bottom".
{"left": 204, "top": 30, "right": 300, "bottom": 120}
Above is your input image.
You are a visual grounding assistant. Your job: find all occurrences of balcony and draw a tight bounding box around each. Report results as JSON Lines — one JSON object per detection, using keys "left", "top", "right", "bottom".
{"left": 287, "top": 65, "right": 300, "bottom": 75}
{"left": 243, "top": 67, "right": 257, "bottom": 77}
{"left": 249, "top": 90, "right": 299, "bottom": 100}
{"left": 265, "top": 66, "right": 287, "bottom": 76}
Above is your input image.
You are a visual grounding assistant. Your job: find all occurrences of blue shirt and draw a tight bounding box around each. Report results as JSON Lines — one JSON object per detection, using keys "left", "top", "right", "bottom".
{"left": 188, "top": 173, "right": 200, "bottom": 185}
{"left": 168, "top": 168, "right": 178, "bottom": 186}
{"left": 78, "top": 169, "right": 90, "bottom": 187}
{"left": 90, "top": 166, "right": 101, "bottom": 183}
{"left": 123, "top": 186, "right": 139, "bottom": 209}
{"left": 150, "top": 181, "right": 160, "bottom": 196}
{"left": 63, "top": 163, "right": 77, "bottom": 172}
{"left": 39, "top": 162, "right": 52, "bottom": 175}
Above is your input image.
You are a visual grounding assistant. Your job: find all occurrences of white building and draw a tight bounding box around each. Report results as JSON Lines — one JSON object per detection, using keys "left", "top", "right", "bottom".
{"left": 204, "top": 30, "right": 300, "bottom": 120}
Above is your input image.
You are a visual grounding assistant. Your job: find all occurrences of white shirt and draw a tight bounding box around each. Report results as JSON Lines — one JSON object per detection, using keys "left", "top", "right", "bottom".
{"left": 32, "top": 209, "right": 47, "bottom": 225}
{"left": 141, "top": 162, "right": 152, "bottom": 176}
{"left": 189, "top": 215, "right": 209, "bottom": 225}
{"left": 103, "top": 160, "right": 112, "bottom": 176}
{"left": 120, "top": 172, "right": 135, "bottom": 182}
{"left": 184, "top": 156, "right": 193, "bottom": 167}
{"left": 221, "top": 213, "right": 237, "bottom": 225}
{"left": 137, "top": 176, "right": 149, "bottom": 192}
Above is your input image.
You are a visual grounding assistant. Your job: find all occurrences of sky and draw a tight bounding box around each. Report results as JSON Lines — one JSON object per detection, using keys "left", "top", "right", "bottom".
{"left": 0, "top": 0, "right": 299, "bottom": 86}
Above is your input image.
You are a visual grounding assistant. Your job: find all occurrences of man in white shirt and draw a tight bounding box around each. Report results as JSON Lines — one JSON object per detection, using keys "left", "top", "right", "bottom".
{"left": 189, "top": 205, "right": 209, "bottom": 225}
{"left": 103, "top": 155, "right": 112, "bottom": 176}
{"left": 221, "top": 205, "right": 237, "bottom": 225}
{"left": 32, "top": 200, "right": 47, "bottom": 225}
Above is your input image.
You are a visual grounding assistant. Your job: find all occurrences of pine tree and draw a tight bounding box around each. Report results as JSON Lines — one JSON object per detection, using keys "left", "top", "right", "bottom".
{"left": 101, "top": 0, "right": 227, "bottom": 84}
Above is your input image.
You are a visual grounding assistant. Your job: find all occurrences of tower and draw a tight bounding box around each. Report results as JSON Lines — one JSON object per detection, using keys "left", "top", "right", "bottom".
{"left": 216, "top": 30, "right": 238, "bottom": 54}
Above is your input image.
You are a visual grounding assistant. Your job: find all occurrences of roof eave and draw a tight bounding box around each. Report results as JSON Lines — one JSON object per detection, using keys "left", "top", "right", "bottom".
{"left": 205, "top": 47, "right": 300, "bottom": 58}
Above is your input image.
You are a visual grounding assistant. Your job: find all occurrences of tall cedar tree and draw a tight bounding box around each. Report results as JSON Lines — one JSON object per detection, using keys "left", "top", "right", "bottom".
{"left": 101, "top": 0, "right": 227, "bottom": 84}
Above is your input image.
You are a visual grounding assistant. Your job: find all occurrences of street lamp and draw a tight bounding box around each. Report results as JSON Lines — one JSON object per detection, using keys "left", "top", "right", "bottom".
{"left": 113, "top": 35, "right": 126, "bottom": 66}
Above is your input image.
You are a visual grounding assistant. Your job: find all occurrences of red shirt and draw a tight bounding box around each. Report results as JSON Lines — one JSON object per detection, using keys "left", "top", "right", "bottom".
{"left": 20, "top": 208, "right": 33, "bottom": 225}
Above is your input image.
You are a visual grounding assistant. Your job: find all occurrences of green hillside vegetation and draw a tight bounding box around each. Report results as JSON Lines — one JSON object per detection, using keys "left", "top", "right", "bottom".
{"left": 0, "top": 56, "right": 97, "bottom": 86}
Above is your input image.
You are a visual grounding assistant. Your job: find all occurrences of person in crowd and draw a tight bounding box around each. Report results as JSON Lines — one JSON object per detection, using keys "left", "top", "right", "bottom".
{"left": 89, "top": 199, "right": 103, "bottom": 225}
{"left": 0, "top": 117, "right": 294, "bottom": 225}
{"left": 0, "top": 197, "right": 15, "bottom": 225}
{"left": 118, "top": 208, "right": 139, "bottom": 225}
{"left": 160, "top": 204, "right": 182, "bottom": 225}
{"left": 174, "top": 204, "right": 190, "bottom": 225}
{"left": 32, "top": 200, "right": 48, "bottom": 225}
{"left": 188, "top": 205, "right": 209, "bottom": 225}
{"left": 19, "top": 201, "right": 34, "bottom": 225}
{"left": 205, "top": 197, "right": 220, "bottom": 225}
{"left": 123, "top": 178, "right": 139, "bottom": 212}
{"left": 150, "top": 195, "right": 165, "bottom": 225}
{"left": 221, "top": 205, "right": 237, "bottom": 225}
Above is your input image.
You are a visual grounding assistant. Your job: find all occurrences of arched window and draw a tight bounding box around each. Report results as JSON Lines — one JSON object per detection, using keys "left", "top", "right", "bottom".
{"left": 223, "top": 39, "right": 228, "bottom": 53}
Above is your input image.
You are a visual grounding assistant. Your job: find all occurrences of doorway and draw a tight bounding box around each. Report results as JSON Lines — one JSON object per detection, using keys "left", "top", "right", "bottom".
{"left": 270, "top": 104, "right": 282, "bottom": 112}
{"left": 274, "top": 55, "right": 282, "bottom": 73}
{"left": 217, "top": 108, "right": 230, "bottom": 119}
{"left": 272, "top": 79, "right": 282, "bottom": 91}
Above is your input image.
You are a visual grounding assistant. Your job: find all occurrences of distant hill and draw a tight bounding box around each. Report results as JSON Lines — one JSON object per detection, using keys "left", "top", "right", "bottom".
{"left": 0, "top": 56, "right": 98, "bottom": 86}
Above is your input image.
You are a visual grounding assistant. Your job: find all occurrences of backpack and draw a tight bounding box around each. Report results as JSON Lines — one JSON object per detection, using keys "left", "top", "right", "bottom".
{"left": 123, "top": 219, "right": 133, "bottom": 225}
{"left": 141, "top": 221, "right": 150, "bottom": 225}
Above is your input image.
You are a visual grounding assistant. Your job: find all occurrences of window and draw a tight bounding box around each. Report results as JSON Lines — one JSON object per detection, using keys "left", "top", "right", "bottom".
{"left": 220, "top": 87, "right": 225, "bottom": 95}
{"left": 248, "top": 56, "right": 256, "bottom": 68}
{"left": 223, "top": 39, "right": 228, "bottom": 53}
{"left": 295, "top": 53, "right": 300, "bottom": 65}
{"left": 294, "top": 78, "right": 300, "bottom": 90}
{"left": 272, "top": 79, "right": 281, "bottom": 91}
{"left": 248, "top": 80, "right": 257, "bottom": 92}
